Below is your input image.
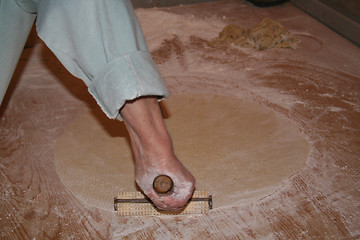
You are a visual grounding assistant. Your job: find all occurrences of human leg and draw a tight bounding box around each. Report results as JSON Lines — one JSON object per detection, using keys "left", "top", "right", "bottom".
{"left": 121, "top": 97, "right": 195, "bottom": 210}
{"left": 35, "top": 0, "right": 195, "bottom": 210}
{"left": 0, "top": 0, "right": 36, "bottom": 106}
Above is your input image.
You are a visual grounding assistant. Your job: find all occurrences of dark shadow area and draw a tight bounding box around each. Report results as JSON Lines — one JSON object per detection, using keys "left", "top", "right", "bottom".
{"left": 131, "top": 0, "right": 218, "bottom": 8}
{"left": 319, "top": 0, "right": 360, "bottom": 23}
{"left": 291, "top": 0, "right": 360, "bottom": 46}
{"left": 246, "top": 0, "right": 289, "bottom": 7}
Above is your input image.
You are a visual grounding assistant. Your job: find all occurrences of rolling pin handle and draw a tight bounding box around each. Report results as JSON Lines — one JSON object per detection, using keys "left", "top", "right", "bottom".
{"left": 153, "top": 175, "right": 173, "bottom": 194}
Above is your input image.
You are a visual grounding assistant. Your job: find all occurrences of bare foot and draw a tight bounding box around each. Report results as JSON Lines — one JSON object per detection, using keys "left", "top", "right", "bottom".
{"left": 120, "top": 96, "right": 195, "bottom": 211}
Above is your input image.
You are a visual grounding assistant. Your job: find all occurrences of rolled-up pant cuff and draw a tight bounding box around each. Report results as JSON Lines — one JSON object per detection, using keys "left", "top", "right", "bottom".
{"left": 89, "top": 50, "right": 169, "bottom": 120}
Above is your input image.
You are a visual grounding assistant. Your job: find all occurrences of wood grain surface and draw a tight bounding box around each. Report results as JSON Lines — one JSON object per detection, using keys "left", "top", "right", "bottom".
{"left": 1, "top": 1, "right": 359, "bottom": 239}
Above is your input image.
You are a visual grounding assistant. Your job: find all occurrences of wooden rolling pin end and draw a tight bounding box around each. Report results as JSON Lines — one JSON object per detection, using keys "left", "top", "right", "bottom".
{"left": 153, "top": 175, "right": 173, "bottom": 194}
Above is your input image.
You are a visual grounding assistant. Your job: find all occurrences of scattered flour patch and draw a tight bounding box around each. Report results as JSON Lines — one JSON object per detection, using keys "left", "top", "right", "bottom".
{"left": 136, "top": 8, "right": 224, "bottom": 51}
{"left": 327, "top": 106, "right": 344, "bottom": 112}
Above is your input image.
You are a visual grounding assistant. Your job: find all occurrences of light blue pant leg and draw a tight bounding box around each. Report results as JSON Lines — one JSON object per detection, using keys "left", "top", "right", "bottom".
{"left": 36, "top": 0, "right": 169, "bottom": 120}
{"left": 0, "top": 0, "right": 36, "bottom": 105}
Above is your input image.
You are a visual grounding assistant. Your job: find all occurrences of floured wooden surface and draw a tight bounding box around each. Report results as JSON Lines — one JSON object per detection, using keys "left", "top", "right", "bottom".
{"left": 1, "top": 0, "right": 359, "bottom": 239}
{"left": 54, "top": 94, "right": 309, "bottom": 210}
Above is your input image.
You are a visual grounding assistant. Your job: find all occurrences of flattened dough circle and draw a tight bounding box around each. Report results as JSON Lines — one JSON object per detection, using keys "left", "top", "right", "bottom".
{"left": 54, "top": 94, "right": 309, "bottom": 211}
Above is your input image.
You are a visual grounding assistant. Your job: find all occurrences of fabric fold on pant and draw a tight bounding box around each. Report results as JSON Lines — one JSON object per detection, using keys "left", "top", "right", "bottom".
{"left": 15, "top": 0, "right": 38, "bottom": 13}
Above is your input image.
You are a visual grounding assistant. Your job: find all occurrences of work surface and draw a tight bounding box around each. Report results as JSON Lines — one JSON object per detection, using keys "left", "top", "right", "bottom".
{"left": 1, "top": 0, "right": 359, "bottom": 239}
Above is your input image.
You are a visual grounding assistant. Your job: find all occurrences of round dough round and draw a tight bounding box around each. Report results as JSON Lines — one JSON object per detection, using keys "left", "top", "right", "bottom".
{"left": 54, "top": 94, "right": 309, "bottom": 211}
